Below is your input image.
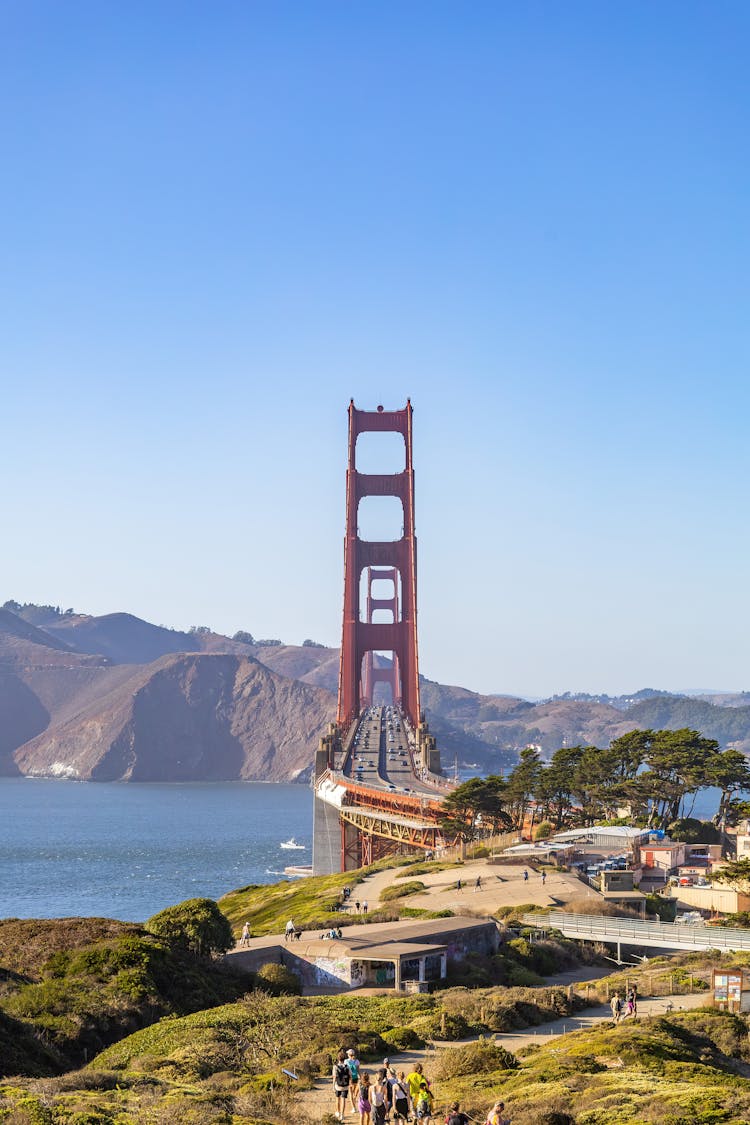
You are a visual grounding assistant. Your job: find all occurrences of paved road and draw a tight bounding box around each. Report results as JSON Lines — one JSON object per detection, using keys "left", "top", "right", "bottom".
{"left": 344, "top": 704, "right": 440, "bottom": 798}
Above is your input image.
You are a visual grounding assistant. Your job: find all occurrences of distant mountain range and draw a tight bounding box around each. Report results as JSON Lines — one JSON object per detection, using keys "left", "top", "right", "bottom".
{"left": 1, "top": 602, "right": 749, "bottom": 782}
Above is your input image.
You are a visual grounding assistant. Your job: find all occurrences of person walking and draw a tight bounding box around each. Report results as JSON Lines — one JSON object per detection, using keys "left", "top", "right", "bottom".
{"left": 355, "top": 900, "right": 361, "bottom": 913}
{"left": 382, "top": 1060, "right": 396, "bottom": 1117}
{"left": 623, "top": 985, "right": 638, "bottom": 1019}
{"left": 391, "top": 1071, "right": 410, "bottom": 1123}
{"left": 474, "top": 875, "right": 482, "bottom": 892}
{"left": 332, "top": 1049, "right": 350, "bottom": 1121}
{"left": 628, "top": 983, "right": 638, "bottom": 1016}
{"left": 240, "top": 921, "right": 250, "bottom": 946}
{"left": 446, "top": 1102, "right": 470, "bottom": 1125}
{"left": 523, "top": 868, "right": 529, "bottom": 882}
{"left": 347, "top": 1048, "right": 361, "bottom": 1113}
{"left": 406, "top": 1063, "right": 425, "bottom": 1113}
{"left": 371, "top": 1069, "right": 388, "bottom": 1125}
{"left": 541, "top": 870, "right": 547, "bottom": 885}
{"left": 415, "top": 1079, "right": 434, "bottom": 1122}
{"left": 486, "top": 1099, "right": 511, "bottom": 1125}
{"left": 357, "top": 1070, "right": 372, "bottom": 1125}
{"left": 610, "top": 992, "right": 622, "bottom": 1024}
{"left": 285, "top": 919, "right": 295, "bottom": 942}
{"left": 456, "top": 878, "right": 463, "bottom": 893}
{"left": 362, "top": 900, "right": 368, "bottom": 915}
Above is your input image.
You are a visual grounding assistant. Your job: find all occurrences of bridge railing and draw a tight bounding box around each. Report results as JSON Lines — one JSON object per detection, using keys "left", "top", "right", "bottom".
{"left": 522, "top": 910, "right": 750, "bottom": 952}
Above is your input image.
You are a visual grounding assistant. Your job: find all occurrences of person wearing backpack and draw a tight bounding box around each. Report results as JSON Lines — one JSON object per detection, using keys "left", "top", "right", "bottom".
{"left": 415, "top": 1079, "right": 434, "bottom": 1122}
{"left": 446, "top": 1101, "right": 470, "bottom": 1125}
{"left": 371, "top": 1068, "right": 388, "bottom": 1125}
{"left": 332, "top": 1049, "right": 350, "bottom": 1121}
{"left": 392, "top": 1071, "right": 410, "bottom": 1123}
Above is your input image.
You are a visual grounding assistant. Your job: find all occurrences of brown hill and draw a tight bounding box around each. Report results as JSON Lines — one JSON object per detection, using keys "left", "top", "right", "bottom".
{"left": 0, "top": 608, "right": 74, "bottom": 653}
{"left": 13, "top": 653, "right": 333, "bottom": 782}
{"left": 249, "top": 643, "right": 340, "bottom": 692}
{"left": 3, "top": 603, "right": 750, "bottom": 782}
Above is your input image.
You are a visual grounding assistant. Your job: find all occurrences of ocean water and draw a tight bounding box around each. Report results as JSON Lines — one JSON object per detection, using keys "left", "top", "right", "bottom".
{"left": 0, "top": 778, "right": 312, "bottom": 922}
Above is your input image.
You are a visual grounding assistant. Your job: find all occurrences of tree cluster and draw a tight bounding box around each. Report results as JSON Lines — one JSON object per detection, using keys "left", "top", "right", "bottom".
{"left": 441, "top": 728, "right": 750, "bottom": 839}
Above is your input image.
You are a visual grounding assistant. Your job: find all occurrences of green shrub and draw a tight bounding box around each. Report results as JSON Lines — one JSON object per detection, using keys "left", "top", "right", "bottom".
{"left": 534, "top": 821, "right": 555, "bottom": 840}
{"left": 647, "top": 894, "right": 677, "bottom": 922}
{"left": 146, "top": 898, "right": 234, "bottom": 958}
{"left": 255, "top": 963, "right": 302, "bottom": 996}
{"left": 384, "top": 1025, "right": 425, "bottom": 1050}
{"left": 380, "top": 881, "right": 427, "bottom": 902}
{"left": 399, "top": 907, "right": 455, "bottom": 919}
{"left": 411, "top": 1011, "right": 471, "bottom": 1041}
{"left": 507, "top": 964, "right": 544, "bottom": 986}
{"left": 434, "top": 1038, "right": 518, "bottom": 1079}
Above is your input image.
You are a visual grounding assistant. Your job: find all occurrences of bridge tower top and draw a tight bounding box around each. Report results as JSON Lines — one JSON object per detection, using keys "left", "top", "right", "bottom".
{"left": 337, "top": 400, "right": 421, "bottom": 731}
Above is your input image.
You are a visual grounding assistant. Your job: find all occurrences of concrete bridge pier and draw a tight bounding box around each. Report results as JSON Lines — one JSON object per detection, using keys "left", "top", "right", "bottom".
{"left": 312, "top": 793, "right": 341, "bottom": 876}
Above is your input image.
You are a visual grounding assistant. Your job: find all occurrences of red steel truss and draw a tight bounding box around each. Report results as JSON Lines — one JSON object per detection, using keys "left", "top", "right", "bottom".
{"left": 337, "top": 401, "right": 420, "bottom": 731}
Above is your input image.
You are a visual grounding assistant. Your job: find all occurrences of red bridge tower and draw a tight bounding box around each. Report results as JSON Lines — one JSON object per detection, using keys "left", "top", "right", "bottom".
{"left": 337, "top": 400, "right": 420, "bottom": 731}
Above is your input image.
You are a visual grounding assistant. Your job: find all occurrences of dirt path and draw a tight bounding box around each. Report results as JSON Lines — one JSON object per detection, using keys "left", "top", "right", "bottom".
{"left": 296, "top": 990, "right": 709, "bottom": 1123}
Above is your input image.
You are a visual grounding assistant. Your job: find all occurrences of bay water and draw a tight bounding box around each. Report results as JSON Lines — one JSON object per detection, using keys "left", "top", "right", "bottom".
{"left": 0, "top": 777, "right": 721, "bottom": 923}
{"left": 0, "top": 778, "right": 311, "bottom": 922}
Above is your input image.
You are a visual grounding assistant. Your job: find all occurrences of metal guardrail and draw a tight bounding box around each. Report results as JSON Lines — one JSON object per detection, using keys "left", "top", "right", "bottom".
{"left": 522, "top": 910, "right": 750, "bottom": 952}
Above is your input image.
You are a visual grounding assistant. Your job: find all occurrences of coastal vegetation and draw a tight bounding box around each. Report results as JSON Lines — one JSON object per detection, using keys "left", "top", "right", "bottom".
{"left": 4, "top": 988, "right": 750, "bottom": 1123}
{"left": 441, "top": 728, "right": 750, "bottom": 836}
{"left": 6, "top": 870, "right": 750, "bottom": 1123}
{"left": 0, "top": 915, "right": 252, "bottom": 1074}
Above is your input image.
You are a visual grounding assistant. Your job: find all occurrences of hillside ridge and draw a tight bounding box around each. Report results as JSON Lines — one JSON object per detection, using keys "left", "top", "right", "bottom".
{"left": 2, "top": 601, "right": 750, "bottom": 781}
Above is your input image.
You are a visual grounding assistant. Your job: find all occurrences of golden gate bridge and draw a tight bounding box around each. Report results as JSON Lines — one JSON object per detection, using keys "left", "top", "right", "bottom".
{"left": 313, "top": 400, "right": 459, "bottom": 873}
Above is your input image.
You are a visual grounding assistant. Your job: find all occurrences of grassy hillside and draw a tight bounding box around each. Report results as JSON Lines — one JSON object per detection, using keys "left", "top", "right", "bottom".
{"left": 3, "top": 993, "right": 749, "bottom": 1124}
{"left": 0, "top": 921, "right": 253, "bottom": 1074}
{"left": 437, "top": 1007, "right": 750, "bottom": 1124}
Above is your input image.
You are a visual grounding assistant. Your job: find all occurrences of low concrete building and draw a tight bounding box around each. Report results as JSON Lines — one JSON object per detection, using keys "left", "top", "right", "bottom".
{"left": 284, "top": 916, "right": 499, "bottom": 991}
{"left": 597, "top": 870, "right": 647, "bottom": 916}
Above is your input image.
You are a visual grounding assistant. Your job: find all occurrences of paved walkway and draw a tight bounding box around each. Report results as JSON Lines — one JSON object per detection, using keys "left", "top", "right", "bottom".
{"left": 297, "top": 990, "right": 709, "bottom": 1122}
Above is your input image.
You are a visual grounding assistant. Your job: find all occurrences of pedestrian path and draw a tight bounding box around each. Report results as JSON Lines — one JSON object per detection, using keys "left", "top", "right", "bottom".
{"left": 296, "top": 991, "right": 708, "bottom": 1122}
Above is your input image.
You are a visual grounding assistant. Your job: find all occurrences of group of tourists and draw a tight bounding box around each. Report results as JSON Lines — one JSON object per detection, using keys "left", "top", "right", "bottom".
{"left": 332, "top": 1051, "right": 510, "bottom": 1124}
{"left": 609, "top": 985, "right": 638, "bottom": 1023}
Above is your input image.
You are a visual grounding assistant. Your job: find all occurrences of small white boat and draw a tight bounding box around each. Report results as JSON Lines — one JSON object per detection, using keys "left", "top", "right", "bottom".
{"left": 280, "top": 837, "right": 306, "bottom": 850}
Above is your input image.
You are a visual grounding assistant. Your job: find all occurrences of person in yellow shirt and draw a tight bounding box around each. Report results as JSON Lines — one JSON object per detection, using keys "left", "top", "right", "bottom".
{"left": 406, "top": 1063, "right": 424, "bottom": 1109}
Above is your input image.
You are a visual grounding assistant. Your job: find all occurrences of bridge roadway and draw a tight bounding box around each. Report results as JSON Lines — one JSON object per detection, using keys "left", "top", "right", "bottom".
{"left": 524, "top": 910, "right": 750, "bottom": 955}
{"left": 314, "top": 704, "right": 453, "bottom": 866}
{"left": 343, "top": 703, "right": 444, "bottom": 799}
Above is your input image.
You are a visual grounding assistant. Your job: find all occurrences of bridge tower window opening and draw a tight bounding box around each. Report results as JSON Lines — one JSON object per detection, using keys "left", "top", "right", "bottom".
{"left": 356, "top": 495, "right": 404, "bottom": 543}
{"left": 355, "top": 430, "right": 406, "bottom": 474}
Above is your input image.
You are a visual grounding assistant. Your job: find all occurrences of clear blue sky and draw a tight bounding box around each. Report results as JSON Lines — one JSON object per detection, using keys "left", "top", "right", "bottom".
{"left": 2, "top": 2, "right": 748, "bottom": 698}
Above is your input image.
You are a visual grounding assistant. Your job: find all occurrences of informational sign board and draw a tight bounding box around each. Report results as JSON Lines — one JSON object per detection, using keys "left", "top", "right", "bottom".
{"left": 712, "top": 969, "right": 750, "bottom": 1012}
